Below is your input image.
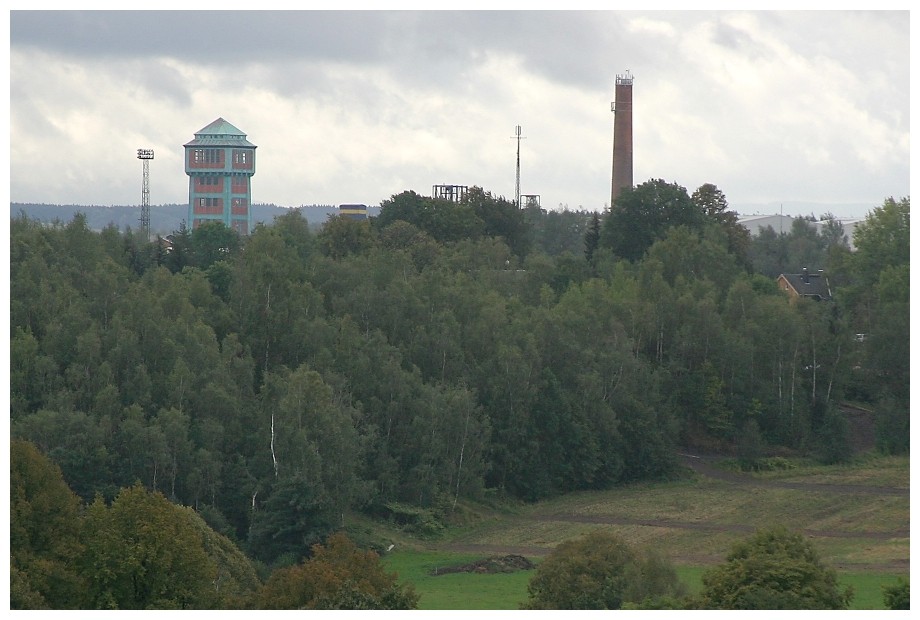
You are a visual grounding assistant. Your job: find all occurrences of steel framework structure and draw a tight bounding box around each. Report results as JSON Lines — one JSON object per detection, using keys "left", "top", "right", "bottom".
{"left": 137, "top": 148, "right": 154, "bottom": 240}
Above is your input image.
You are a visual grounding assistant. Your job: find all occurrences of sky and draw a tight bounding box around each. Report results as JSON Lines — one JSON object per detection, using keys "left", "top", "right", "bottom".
{"left": 8, "top": 9, "right": 912, "bottom": 218}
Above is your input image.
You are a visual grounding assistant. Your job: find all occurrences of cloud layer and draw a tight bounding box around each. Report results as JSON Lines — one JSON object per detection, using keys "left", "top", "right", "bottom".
{"left": 10, "top": 11, "right": 910, "bottom": 216}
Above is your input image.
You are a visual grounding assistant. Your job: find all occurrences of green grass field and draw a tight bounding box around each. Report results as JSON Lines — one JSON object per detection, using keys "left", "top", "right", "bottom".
{"left": 382, "top": 552, "right": 908, "bottom": 610}
{"left": 382, "top": 550, "right": 534, "bottom": 610}
{"left": 377, "top": 455, "right": 909, "bottom": 610}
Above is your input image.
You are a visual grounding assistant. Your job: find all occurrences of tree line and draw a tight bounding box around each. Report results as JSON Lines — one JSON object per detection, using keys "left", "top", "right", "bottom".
{"left": 16, "top": 436, "right": 907, "bottom": 610}
{"left": 10, "top": 181, "right": 909, "bottom": 574}
{"left": 11, "top": 438, "right": 416, "bottom": 609}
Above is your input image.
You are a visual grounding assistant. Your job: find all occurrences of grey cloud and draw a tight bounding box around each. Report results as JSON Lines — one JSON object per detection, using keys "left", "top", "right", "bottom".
{"left": 710, "top": 20, "right": 758, "bottom": 55}
{"left": 11, "top": 11, "right": 393, "bottom": 65}
{"left": 139, "top": 61, "right": 195, "bottom": 108}
{"left": 10, "top": 10, "right": 908, "bottom": 209}
{"left": 379, "top": 11, "right": 638, "bottom": 92}
{"left": 11, "top": 11, "right": 639, "bottom": 94}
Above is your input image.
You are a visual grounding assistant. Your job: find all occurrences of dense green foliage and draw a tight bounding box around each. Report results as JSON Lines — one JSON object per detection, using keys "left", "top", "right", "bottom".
{"left": 10, "top": 439, "right": 400, "bottom": 610}
{"left": 600, "top": 179, "right": 705, "bottom": 262}
{"left": 251, "top": 532, "right": 418, "bottom": 609}
{"left": 882, "top": 578, "right": 909, "bottom": 610}
{"left": 699, "top": 526, "right": 853, "bottom": 609}
{"left": 10, "top": 439, "right": 261, "bottom": 609}
{"left": 80, "top": 484, "right": 220, "bottom": 609}
{"left": 10, "top": 185, "right": 908, "bottom": 581}
{"left": 10, "top": 439, "right": 84, "bottom": 609}
{"left": 523, "top": 531, "right": 686, "bottom": 609}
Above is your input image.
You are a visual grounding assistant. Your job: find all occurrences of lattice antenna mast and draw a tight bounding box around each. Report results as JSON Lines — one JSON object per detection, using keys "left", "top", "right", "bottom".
{"left": 137, "top": 148, "right": 154, "bottom": 241}
{"left": 511, "top": 125, "right": 525, "bottom": 207}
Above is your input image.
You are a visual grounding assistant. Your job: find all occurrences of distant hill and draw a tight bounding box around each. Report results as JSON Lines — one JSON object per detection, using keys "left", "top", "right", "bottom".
{"left": 10, "top": 203, "right": 381, "bottom": 235}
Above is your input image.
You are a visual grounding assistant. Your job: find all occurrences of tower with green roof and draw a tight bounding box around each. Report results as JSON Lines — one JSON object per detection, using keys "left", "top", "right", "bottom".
{"left": 184, "top": 118, "right": 257, "bottom": 234}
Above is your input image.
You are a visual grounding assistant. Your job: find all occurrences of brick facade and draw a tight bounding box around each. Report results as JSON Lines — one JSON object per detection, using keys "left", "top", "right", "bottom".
{"left": 184, "top": 118, "right": 256, "bottom": 233}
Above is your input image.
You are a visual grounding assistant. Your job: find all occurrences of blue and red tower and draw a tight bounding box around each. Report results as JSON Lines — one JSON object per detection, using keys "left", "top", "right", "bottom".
{"left": 184, "top": 118, "right": 256, "bottom": 235}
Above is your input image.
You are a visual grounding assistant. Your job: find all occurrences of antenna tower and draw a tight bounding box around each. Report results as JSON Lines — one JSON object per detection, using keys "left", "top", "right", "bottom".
{"left": 511, "top": 125, "right": 525, "bottom": 207}
{"left": 137, "top": 148, "right": 154, "bottom": 241}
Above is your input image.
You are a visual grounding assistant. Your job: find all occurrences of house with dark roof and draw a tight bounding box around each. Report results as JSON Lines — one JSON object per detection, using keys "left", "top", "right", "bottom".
{"left": 777, "top": 268, "right": 832, "bottom": 301}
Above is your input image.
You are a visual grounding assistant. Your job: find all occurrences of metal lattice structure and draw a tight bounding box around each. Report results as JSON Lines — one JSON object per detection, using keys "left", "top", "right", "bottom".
{"left": 137, "top": 148, "right": 154, "bottom": 240}
{"left": 512, "top": 125, "right": 525, "bottom": 207}
{"left": 432, "top": 184, "right": 468, "bottom": 202}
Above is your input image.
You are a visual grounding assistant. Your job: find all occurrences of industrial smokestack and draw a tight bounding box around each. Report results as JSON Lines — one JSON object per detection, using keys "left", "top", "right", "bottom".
{"left": 611, "top": 70, "right": 634, "bottom": 207}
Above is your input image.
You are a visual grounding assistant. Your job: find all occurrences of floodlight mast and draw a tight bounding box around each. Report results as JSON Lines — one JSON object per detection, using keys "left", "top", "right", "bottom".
{"left": 137, "top": 149, "right": 154, "bottom": 241}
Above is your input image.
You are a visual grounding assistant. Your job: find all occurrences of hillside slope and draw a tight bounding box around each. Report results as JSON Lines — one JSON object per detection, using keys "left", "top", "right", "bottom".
{"left": 435, "top": 455, "right": 908, "bottom": 573}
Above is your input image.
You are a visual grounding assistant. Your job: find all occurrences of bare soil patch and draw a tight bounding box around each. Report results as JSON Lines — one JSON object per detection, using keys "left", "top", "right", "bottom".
{"left": 429, "top": 554, "right": 536, "bottom": 575}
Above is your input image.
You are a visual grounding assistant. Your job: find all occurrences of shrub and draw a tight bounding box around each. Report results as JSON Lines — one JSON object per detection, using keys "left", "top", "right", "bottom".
{"left": 699, "top": 525, "right": 853, "bottom": 609}
{"left": 522, "top": 530, "right": 686, "bottom": 609}
{"left": 252, "top": 532, "right": 418, "bottom": 610}
{"left": 815, "top": 407, "right": 853, "bottom": 465}
{"left": 882, "top": 578, "right": 909, "bottom": 610}
{"left": 875, "top": 396, "right": 909, "bottom": 455}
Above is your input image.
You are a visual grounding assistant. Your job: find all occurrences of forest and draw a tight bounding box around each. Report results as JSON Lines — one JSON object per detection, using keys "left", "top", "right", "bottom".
{"left": 9, "top": 180, "right": 910, "bottom": 608}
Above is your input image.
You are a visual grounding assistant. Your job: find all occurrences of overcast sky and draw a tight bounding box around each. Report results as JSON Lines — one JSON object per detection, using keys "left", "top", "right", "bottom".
{"left": 8, "top": 10, "right": 911, "bottom": 218}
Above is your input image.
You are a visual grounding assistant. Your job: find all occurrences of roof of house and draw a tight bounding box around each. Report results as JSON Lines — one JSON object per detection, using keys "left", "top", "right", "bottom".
{"left": 184, "top": 117, "right": 256, "bottom": 148}
{"left": 777, "top": 271, "right": 832, "bottom": 300}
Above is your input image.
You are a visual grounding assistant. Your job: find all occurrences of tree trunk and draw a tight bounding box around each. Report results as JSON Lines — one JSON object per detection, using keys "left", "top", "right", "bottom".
{"left": 826, "top": 342, "right": 842, "bottom": 403}
{"left": 270, "top": 412, "right": 279, "bottom": 478}
{"left": 453, "top": 405, "right": 472, "bottom": 511}
{"left": 811, "top": 330, "right": 817, "bottom": 406}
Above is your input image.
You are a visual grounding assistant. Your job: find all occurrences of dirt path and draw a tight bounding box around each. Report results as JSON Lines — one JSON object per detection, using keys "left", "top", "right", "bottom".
{"left": 676, "top": 452, "right": 909, "bottom": 496}
{"left": 440, "top": 450, "right": 909, "bottom": 570}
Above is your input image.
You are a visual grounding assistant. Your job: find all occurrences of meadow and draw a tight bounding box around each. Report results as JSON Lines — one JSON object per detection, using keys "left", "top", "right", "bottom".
{"left": 380, "top": 454, "right": 909, "bottom": 610}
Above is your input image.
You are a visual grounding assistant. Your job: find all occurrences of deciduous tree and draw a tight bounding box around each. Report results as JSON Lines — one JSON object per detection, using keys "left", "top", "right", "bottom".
{"left": 699, "top": 526, "right": 852, "bottom": 609}
{"left": 600, "top": 178, "right": 704, "bottom": 262}
{"left": 317, "top": 215, "right": 376, "bottom": 259}
{"left": 251, "top": 532, "right": 418, "bottom": 609}
{"left": 10, "top": 439, "right": 85, "bottom": 609}
{"left": 691, "top": 183, "right": 751, "bottom": 268}
{"left": 189, "top": 220, "right": 241, "bottom": 270}
{"left": 523, "top": 530, "right": 685, "bottom": 609}
{"left": 79, "top": 484, "right": 219, "bottom": 609}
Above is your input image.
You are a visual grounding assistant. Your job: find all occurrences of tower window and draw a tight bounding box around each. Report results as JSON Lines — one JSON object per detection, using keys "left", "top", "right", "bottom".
{"left": 196, "top": 175, "right": 222, "bottom": 190}
{"left": 231, "top": 177, "right": 248, "bottom": 193}
{"left": 232, "top": 149, "right": 252, "bottom": 169}
{"left": 190, "top": 149, "right": 224, "bottom": 167}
